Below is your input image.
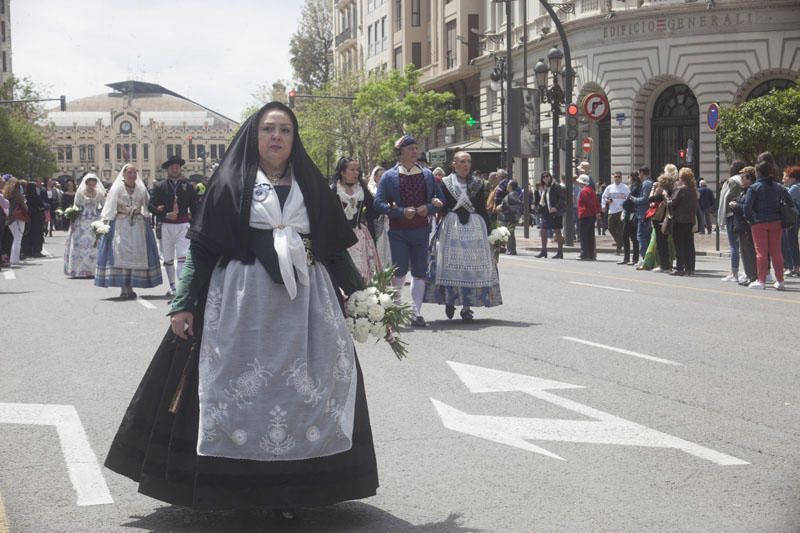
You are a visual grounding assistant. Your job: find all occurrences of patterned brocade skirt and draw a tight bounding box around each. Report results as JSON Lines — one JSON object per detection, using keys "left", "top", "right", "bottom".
{"left": 424, "top": 212, "right": 503, "bottom": 308}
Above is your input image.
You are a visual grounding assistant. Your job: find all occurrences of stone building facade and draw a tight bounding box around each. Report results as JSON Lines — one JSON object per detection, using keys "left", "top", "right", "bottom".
{"left": 42, "top": 81, "right": 238, "bottom": 185}
{"left": 0, "top": 0, "right": 12, "bottom": 85}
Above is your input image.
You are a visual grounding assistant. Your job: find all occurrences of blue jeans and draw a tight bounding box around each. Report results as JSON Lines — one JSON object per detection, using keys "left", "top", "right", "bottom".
{"left": 781, "top": 223, "right": 800, "bottom": 270}
{"left": 725, "top": 217, "right": 740, "bottom": 272}
{"left": 636, "top": 217, "right": 651, "bottom": 260}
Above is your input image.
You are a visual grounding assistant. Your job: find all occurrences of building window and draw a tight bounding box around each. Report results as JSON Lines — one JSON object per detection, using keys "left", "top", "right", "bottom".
{"left": 218, "top": 144, "right": 225, "bottom": 158}
{"left": 1, "top": 21, "right": 5, "bottom": 43}
{"left": 1, "top": 51, "right": 5, "bottom": 73}
{"left": 175, "top": 144, "right": 182, "bottom": 158}
{"left": 87, "top": 145, "right": 94, "bottom": 162}
{"left": 104, "top": 144, "right": 110, "bottom": 161}
{"left": 381, "top": 16, "right": 387, "bottom": 51}
{"left": 0, "top": 1, "right": 4, "bottom": 14}
{"left": 131, "top": 144, "right": 137, "bottom": 160}
{"left": 65, "top": 145, "right": 73, "bottom": 162}
{"left": 143, "top": 143, "right": 149, "bottom": 161}
{"left": 211, "top": 144, "right": 218, "bottom": 160}
{"left": 167, "top": 144, "right": 174, "bottom": 159}
{"left": 393, "top": 46, "right": 403, "bottom": 69}
{"left": 411, "top": 42, "right": 422, "bottom": 69}
{"left": 395, "top": 0, "right": 402, "bottom": 30}
{"left": 189, "top": 143, "right": 196, "bottom": 160}
{"left": 446, "top": 20, "right": 456, "bottom": 69}
{"left": 57, "top": 146, "right": 64, "bottom": 161}
{"left": 468, "top": 14, "right": 480, "bottom": 63}
{"left": 411, "top": 0, "right": 420, "bottom": 27}
{"left": 79, "top": 145, "right": 87, "bottom": 161}
{"left": 367, "top": 23, "right": 374, "bottom": 57}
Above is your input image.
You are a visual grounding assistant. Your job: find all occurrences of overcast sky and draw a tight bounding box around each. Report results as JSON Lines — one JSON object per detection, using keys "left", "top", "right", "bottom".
{"left": 11, "top": 0, "right": 303, "bottom": 122}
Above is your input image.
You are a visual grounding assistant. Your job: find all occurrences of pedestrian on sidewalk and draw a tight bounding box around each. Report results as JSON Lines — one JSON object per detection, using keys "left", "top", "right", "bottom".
{"left": 619, "top": 172, "right": 640, "bottom": 265}
{"left": 743, "top": 152, "right": 786, "bottom": 290}
{"left": 3, "top": 177, "right": 27, "bottom": 265}
{"left": 105, "top": 102, "right": 379, "bottom": 518}
{"left": 631, "top": 166, "right": 653, "bottom": 267}
{"left": 718, "top": 160, "right": 747, "bottom": 282}
{"left": 602, "top": 170, "right": 630, "bottom": 254}
{"left": 534, "top": 171, "right": 565, "bottom": 259}
{"left": 667, "top": 168, "right": 698, "bottom": 276}
{"left": 780, "top": 166, "right": 800, "bottom": 277}
{"left": 577, "top": 174, "right": 600, "bottom": 260}
{"left": 697, "top": 179, "right": 715, "bottom": 234}
{"left": 730, "top": 166, "right": 757, "bottom": 286}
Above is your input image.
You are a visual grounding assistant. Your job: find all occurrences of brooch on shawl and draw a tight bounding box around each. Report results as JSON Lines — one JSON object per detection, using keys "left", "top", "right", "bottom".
{"left": 253, "top": 182, "right": 273, "bottom": 202}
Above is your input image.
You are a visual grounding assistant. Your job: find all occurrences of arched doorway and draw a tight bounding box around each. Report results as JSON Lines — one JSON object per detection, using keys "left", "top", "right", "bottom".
{"left": 651, "top": 84, "right": 699, "bottom": 178}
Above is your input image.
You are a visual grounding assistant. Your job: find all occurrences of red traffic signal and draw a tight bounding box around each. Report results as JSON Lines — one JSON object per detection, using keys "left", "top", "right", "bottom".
{"left": 679, "top": 149, "right": 686, "bottom": 159}
{"left": 187, "top": 135, "right": 193, "bottom": 142}
{"left": 288, "top": 90, "right": 297, "bottom": 109}
{"left": 566, "top": 103, "right": 579, "bottom": 116}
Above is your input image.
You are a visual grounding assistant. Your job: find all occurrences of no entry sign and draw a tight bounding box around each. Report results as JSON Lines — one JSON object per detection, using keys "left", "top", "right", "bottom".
{"left": 582, "top": 137, "right": 593, "bottom": 153}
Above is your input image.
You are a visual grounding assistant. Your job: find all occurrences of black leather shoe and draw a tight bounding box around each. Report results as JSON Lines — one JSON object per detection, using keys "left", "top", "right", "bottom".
{"left": 552, "top": 251, "right": 563, "bottom": 259}
{"left": 535, "top": 250, "right": 547, "bottom": 258}
{"left": 445, "top": 305, "right": 455, "bottom": 319}
{"left": 460, "top": 309, "right": 474, "bottom": 322}
{"left": 412, "top": 316, "right": 428, "bottom": 327}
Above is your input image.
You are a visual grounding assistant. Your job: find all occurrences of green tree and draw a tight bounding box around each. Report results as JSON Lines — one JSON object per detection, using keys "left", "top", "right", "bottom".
{"left": 0, "top": 77, "right": 57, "bottom": 177}
{"left": 717, "top": 83, "right": 800, "bottom": 164}
{"left": 355, "top": 66, "right": 469, "bottom": 165}
{"left": 289, "top": 0, "right": 333, "bottom": 92}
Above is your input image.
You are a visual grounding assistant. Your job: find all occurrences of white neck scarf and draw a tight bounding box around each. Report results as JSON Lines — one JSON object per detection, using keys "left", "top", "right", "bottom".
{"left": 336, "top": 182, "right": 364, "bottom": 220}
{"left": 443, "top": 173, "right": 474, "bottom": 213}
{"left": 249, "top": 168, "right": 310, "bottom": 300}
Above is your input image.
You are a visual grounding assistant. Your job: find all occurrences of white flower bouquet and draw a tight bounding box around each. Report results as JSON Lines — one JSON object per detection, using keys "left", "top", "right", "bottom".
{"left": 488, "top": 225, "right": 511, "bottom": 250}
{"left": 54, "top": 208, "right": 64, "bottom": 219}
{"left": 345, "top": 266, "right": 413, "bottom": 360}
{"left": 63, "top": 205, "right": 81, "bottom": 222}
{"left": 90, "top": 220, "right": 110, "bottom": 247}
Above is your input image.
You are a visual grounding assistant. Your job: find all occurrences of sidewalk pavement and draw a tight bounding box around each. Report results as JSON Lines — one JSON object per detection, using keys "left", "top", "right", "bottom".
{"left": 514, "top": 226, "right": 730, "bottom": 257}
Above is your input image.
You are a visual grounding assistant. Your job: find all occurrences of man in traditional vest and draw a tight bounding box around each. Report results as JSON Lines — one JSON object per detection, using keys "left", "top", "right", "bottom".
{"left": 149, "top": 156, "right": 196, "bottom": 297}
{"left": 375, "top": 135, "right": 444, "bottom": 327}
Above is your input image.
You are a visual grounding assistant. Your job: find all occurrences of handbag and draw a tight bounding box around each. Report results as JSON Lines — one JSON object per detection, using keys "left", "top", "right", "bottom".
{"left": 779, "top": 189, "right": 798, "bottom": 229}
{"left": 660, "top": 205, "right": 673, "bottom": 235}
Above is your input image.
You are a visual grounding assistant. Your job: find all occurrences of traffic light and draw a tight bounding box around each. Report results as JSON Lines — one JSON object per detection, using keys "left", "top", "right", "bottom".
{"left": 565, "top": 103, "right": 579, "bottom": 141}
{"left": 59, "top": 95, "right": 66, "bottom": 111}
{"left": 679, "top": 149, "right": 686, "bottom": 160}
{"left": 466, "top": 114, "right": 477, "bottom": 127}
{"left": 288, "top": 90, "right": 296, "bottom": 109}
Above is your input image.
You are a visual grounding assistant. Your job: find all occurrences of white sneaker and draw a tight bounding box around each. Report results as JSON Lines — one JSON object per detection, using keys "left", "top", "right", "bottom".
{"left": 748, "top": 280, "right": 766, "bottom": 290}
{"left": 652, "top": 267, "right": 662, "bottom": 272}
{"left": 166, "top": 287, "right": 176, "bottom": 297}
{"left": 721, "top": 273, "right": 737, "bottom": 282}
{"left": 774, "top": 281, "right": 785, "bottom": 291}
{"left": 738, "top": 272, "right": 749, "bottom": 283}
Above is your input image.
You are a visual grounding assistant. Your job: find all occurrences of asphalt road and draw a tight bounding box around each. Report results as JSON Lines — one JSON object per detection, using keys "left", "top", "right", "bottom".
{"left": 1, "top": 232, "right": 799, "bottom": 532}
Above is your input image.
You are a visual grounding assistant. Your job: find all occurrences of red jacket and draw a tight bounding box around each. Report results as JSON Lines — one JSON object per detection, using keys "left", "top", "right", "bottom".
{"left": 577, "top": 185, "right": 600, "bottom": 218}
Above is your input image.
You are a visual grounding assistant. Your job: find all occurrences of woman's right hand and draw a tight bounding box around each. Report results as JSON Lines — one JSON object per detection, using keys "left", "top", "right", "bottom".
{"left": 170, "top": 311, "right": 194, "bottom": 340}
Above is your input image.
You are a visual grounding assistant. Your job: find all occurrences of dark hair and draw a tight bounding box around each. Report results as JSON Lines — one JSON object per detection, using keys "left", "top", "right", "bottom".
{"left": 638, "top": 166, "right": 650, "bottom": 176}
{"left": 508, "top": 181, "right": 520, "bottom": 191}
{"left": 729, "top": 159, "right": 747, "bottom": 177}
{"left": 629, "top": 172, "right": 642, "bottom": 185}
{"left": 333, "top": 157, "right": 360, "bottom": 182}
{"left": 756, "top": 152, "right": 778, "bottom": 180}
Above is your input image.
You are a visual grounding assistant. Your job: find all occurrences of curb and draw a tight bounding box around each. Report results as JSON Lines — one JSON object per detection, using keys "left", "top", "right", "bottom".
{"left": 519, "top": 246, "right": 730, "bottom": 258}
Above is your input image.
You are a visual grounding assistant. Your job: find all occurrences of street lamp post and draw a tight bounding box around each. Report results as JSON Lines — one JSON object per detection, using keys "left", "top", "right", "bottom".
{"left": 534, "top": 46, "right": 565, "bottom": 186}
{"left": 489, "top": 57, "right": 507, "bottom": 173}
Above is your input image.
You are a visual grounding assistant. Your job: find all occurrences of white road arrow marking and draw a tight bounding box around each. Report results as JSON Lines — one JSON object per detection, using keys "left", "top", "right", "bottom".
{"left": 2, "top": 270, "right": 15, "bottom": 280}
{"left": 432, "top": 361, "right": 748, "bottom": 466}
{"left": 0, "top": 403, "right": 114, "bottom": 506}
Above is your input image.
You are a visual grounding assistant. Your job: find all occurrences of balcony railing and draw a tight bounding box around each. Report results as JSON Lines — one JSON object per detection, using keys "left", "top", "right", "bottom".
{"left": 335, "top": 27, "right": 354, "bottom": 47}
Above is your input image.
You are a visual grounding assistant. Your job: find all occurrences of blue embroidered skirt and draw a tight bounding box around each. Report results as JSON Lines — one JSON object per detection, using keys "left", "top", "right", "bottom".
{"left": 95, "top": 218, "right": 163, "bottom": 288}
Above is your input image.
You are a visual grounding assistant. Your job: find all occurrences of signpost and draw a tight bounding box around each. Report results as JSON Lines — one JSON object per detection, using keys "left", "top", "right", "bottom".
{"left": 708, "top": 103, "right": 721, "bottom": 252}
{"left": 582, "top": 92, "right": 609, "bottom": 122}
{"left": 581, "top": 137, "right": 593, "bottom": 154}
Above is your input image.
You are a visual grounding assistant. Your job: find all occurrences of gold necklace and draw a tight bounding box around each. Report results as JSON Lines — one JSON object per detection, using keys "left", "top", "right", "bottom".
{"left": 264, "top": 165, "right": 288, "bottom": 184}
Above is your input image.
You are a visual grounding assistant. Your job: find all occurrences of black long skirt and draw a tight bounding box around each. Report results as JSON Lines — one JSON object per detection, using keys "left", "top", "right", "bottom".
{"left": 104, "top": 329, "right": 379, "bottom": 510}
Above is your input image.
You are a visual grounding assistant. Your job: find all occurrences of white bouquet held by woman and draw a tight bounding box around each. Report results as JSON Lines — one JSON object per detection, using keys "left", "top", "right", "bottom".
{"left": 488, "top": 225, "right": 511, "bottom": 250}
{"left": 90, "top": 220, "right": 110, "bottom": 247}
{"left": 63, "top": 205, "right": 81, "bottom": 222}
{"left": 345, "top": 266, "right": 413, "bottom": 360}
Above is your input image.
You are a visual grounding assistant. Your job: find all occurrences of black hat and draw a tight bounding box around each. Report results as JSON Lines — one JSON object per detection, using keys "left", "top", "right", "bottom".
{"left": 161, "top": 156, "right": 186, "bottom": 169}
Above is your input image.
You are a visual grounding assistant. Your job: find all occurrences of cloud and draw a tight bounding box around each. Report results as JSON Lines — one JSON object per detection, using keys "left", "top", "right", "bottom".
{"left": 11, "top": 0, "right": 302, "bottom": 120}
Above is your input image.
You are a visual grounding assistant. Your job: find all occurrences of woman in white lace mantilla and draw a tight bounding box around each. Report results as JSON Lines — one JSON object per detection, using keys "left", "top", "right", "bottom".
{"left": 333, "top": 157, "right": 381, "bottom": 283}
{"left": 94, "top": 164, "right": 162, "bottom": 298}
{"left": 64, "top": 173, "right": 105, "bottom": 278}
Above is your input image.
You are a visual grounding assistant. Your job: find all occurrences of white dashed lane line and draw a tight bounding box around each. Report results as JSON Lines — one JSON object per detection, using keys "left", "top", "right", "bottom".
{"left": 136, "top": 297, "right": 157, "bottom": 310}
{"left": 562, "top": 336, "right": 683, "bottom": 366}
{"left": 569, "top": 281, "right": 632, "bottom": 292}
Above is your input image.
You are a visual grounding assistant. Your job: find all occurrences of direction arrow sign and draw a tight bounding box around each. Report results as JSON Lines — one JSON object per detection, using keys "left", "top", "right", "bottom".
{"left": 582, "top": 92, "right": 609, "bottom": 121}
{"left": 0, "top": 403, "right": 113, "bottom": 506}
{"left": 432, "top": 361, "right": 748, "bottom": 466}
